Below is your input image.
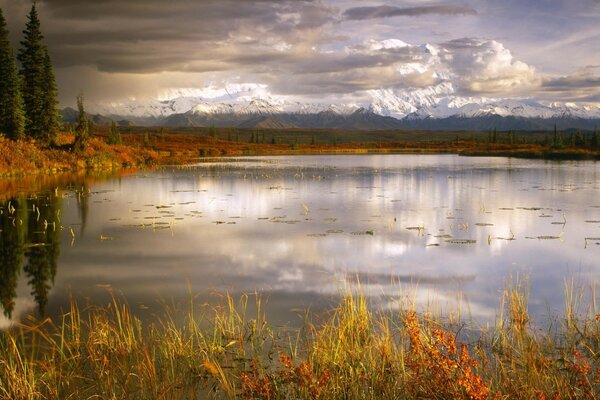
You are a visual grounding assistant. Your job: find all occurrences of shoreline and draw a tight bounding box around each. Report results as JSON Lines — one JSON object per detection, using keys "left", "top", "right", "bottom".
{"left": 1, "top": 131, "right": 599, "bottom": 179}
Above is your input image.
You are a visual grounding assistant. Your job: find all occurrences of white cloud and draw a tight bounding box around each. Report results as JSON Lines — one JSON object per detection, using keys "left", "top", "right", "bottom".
{"left": 441, "top": 38, "right": 540, "bottom": 94}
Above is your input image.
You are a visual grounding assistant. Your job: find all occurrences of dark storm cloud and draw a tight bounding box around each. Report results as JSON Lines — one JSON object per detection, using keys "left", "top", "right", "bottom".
{"left": 343, "top": 4, "right": 477, "bottom": 21}
{"left": 14, "top": 0, "right": 337, "bottom": 72}
{"left": 1, "top": 0, "right": 598, "bottom": 104}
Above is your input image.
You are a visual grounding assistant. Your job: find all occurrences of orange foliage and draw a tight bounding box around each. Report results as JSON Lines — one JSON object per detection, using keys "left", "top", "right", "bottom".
{"left": 241, "top": 361, "right": 274, "bottom": 400}
{"left": 404, "top": 311, "right": 496, "bottom": 400}
{"left": 0, "top": 133, "right": 158, "bottom": 177}
{"left": 240, "top": 354, "right": 333, "bottom": 400}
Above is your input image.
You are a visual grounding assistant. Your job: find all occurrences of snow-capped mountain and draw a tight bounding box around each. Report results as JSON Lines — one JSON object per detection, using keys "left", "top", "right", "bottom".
{"left": 84, "top": 83, "right": 600, "bottom": 130}
{"left": 367, "top": 83, "right": 600, "bottom": 120}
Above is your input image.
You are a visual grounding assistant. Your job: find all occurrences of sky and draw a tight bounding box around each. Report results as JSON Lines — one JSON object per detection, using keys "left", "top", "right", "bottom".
{"left": 1, "top": 0, "right": 599, "bottom": 106}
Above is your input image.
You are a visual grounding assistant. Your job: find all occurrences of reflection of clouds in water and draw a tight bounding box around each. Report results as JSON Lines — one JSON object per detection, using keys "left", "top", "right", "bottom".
{"left": 9, "top": 154, "right": 598, "bottom": 326}
{"left": 0, "top": 282, "right": 36, "bottom": 330}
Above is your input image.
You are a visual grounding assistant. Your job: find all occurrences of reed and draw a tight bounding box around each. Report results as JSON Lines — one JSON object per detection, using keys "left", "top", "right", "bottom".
{"left": 1, "top": 281, "right": 599, "bottom": 399}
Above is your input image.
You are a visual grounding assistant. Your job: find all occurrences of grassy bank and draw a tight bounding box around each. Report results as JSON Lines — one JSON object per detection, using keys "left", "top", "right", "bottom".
{"left": 1, "top": 282, "right": 598, "bottom": 399}
{"left": 0, "top": 133, "right": 159, "bottom": 177}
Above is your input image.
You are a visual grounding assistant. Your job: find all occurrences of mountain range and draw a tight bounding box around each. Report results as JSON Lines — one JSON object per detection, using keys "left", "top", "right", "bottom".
{"left": 63, "top": 84, "right": 600, "bottom": 131}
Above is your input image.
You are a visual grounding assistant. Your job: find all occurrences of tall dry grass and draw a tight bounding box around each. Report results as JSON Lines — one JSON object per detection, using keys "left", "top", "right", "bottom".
{"left": 1, "top": 280, "right": 598, "bottom": 399}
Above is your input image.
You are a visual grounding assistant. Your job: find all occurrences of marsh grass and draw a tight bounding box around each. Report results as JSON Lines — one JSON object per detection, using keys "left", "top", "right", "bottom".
{"left": 1, "top": 280, "right": 599, "bottom": 399}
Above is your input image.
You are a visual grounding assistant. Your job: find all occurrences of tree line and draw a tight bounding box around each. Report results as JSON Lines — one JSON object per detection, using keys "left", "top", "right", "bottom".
{"left": 0, "top": 4, "right": 59, "bottom": 146}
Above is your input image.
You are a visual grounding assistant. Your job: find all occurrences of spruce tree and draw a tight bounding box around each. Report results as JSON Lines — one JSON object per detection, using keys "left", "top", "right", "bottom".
{"left": 107, "top": 120, "right": 122, "bottom": 145}
{"left": 0, "top": 8, "right": 24, "bottom": 140}
{"left": 40, "top": 47, "right": 59, "bottom": 143}
{"left": 72, "top": 92, "right": 88, "bottom": 152}
{"left": 18, "top": 4, "right": 58, "bottom": 145}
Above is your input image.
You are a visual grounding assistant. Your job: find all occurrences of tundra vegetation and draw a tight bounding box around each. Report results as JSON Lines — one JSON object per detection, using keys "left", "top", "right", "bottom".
{"left": 0, "top": 282, "right": 599, "bottom": 399}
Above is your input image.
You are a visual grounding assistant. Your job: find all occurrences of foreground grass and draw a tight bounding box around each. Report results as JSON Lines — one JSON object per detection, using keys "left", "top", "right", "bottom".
{"left": 1, "top": 282, "right": 599, "bottom": 400}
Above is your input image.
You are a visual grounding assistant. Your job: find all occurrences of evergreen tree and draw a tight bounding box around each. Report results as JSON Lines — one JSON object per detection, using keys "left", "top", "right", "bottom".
{"left": 0, "top": 8, "right": 25, "bottom": 140}
{"left": 40, "top": 47, "right": 59, "bottom": 142}
{"left": 542, "top": 135, "right": 549, "bottom": 146}
{"left": 107, "top": 120, "right": 122, "bottom": 145}
{"left": 73, "top": 92, "right": 88, "bottom": 152}
{"left": 18, "top": 4, "right": 59, "bottom": 145}
{"left": 87, "top": 118, "right": 94, "bottom": 136}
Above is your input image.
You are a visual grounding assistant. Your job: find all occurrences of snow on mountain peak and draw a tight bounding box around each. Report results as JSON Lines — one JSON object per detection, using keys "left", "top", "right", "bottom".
{"left": 368, "top": 39, "right": 410, "bottom": 51}
{"left": 157, "top": 83, "right": 270, "bottom": 102}
{"left": 89, "top": 82, "right": 600, "bottom": 121}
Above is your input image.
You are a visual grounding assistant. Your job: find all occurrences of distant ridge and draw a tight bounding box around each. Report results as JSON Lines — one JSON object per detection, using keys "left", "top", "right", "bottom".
{"left": 65, "top": 90, "right": 600, "bottom": 130}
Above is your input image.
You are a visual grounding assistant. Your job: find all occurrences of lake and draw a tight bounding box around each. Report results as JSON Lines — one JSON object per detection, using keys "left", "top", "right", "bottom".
{"left": 1, "top": 154, "right": 599, "bottom": 329}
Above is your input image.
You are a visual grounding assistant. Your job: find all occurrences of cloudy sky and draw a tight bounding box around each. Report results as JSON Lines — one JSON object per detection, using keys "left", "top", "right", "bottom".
{"left": 1, "top": 0, "right": 599, "bottom": 106}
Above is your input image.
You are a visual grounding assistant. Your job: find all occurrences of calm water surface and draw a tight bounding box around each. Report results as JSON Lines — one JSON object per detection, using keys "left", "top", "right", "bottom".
{"left": 1, "top": 154, "right": 599, "bottom": 328}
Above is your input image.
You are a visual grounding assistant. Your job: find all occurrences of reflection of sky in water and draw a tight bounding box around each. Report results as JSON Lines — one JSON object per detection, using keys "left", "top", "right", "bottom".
{"left": 3, "top": 155, "right": 600, "bottom": 328}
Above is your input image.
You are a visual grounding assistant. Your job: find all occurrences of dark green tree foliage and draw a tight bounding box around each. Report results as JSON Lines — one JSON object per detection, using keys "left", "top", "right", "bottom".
{"left": 0, "top": 8, "right": 25, "bottom": 140}
{"left": 18, "top": 4, "right": 59, "bottom": 145}
{"left": 107, "top": 120, "right": 122, "bottom": 145}
{"left": 552, "top": 123, "right": 563, "bottom": 147}
{"left": 73, "top": 92, "right": 88, "bottom": 152}
{"left": 592, "top": 128, "right": 599, "bottom": 149}
{"left": 24, "top": 193, "right": 61, "bottom": 316}
{"left": 87, "top": 118, "right": 94, "bottom": 136}
{"left": 0, "top": 192, "right": 60, "bottom": 318}
{"left": 40, "top": 47, "right": 60, "bottom": 140}
{"left": 0, "top": 197, "right": 27, "bottom": 317}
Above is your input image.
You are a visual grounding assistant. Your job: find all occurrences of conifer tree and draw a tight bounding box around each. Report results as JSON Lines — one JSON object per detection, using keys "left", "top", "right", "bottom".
{"left": 18, "top": 4, "right": 59, "bottom": 145}
{"left": 0, "top": 8, "right": 24, "bottom": 140}
{"left": 107, "top": 120, "right": 122, "bottom": 145}
{"left": 72, "top": 92, "right": 88, "bottom": 152}
{"left": 40, "top": 47, "right": 59, "bottom": 142}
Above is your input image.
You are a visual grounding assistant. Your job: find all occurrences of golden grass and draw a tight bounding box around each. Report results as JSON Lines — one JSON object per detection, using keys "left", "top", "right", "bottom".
{"left": 1, "top": 279, "right": 599, "bottom": 399}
